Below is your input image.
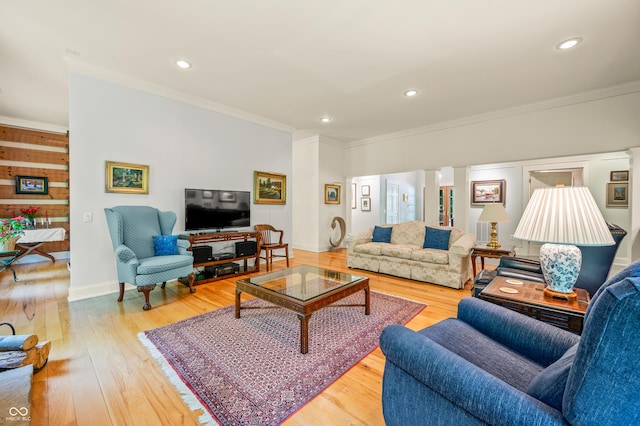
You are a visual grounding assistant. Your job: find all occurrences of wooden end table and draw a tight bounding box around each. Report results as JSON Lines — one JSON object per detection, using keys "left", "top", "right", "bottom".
{"left": 479, "top": 276, "right": 590, "bottom": 334}
{"left": 471, "top": 244, "right": 516, "bottom": 277}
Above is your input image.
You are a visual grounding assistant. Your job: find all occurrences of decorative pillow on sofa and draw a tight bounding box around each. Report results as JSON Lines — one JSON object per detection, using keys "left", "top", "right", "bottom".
{"left": 153, "top": 235, "right": 178, "bottom": 256}
{"left": 423, "top": 227, "right": 451, "bottom": 250}
{"left": 372, "top": 226, "right": 393, "bottom": 243}
{"left": 526, "top": 343, "right": 578, "bottom": 410}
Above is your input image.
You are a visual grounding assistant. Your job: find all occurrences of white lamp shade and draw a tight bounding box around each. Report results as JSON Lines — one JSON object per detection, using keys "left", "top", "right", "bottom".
{"left": 513, "top": 186, "right": 614, "bottom": 246}
{"left": 478, "top": 203, "right": 510, "bottom": 223}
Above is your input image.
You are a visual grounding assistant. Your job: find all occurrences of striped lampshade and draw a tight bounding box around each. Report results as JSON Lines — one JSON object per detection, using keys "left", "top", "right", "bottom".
{"left": 513, "top": 186, "right": 614, "bottom": 246}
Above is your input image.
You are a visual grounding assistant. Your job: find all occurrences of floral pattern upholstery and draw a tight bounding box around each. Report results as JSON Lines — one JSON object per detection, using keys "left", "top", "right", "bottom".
{"left": 346, "top": 221, "right": 476, "bottom": 289}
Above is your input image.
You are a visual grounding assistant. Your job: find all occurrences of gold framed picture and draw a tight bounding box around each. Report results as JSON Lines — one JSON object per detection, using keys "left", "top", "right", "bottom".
{"left": 105, "top": 161, "right": 149, "bottom": 194}
{"left": 324, "top": 184, "right": 341, "bottom": 204}
{"left": 606, "top": 182, "right": 628, "bottom": 207}
{"left": 254, "top": 171, "right": 286, "bottom": 204}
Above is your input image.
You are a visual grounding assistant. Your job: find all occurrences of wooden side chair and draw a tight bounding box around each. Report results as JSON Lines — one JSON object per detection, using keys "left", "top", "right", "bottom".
{"left": 254, "top": 224, "right": 289, "bottom": 271}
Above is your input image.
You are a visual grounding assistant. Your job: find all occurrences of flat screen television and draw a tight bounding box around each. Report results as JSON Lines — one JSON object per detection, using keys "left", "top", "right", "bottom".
{"left": 185, "top": 189, "right": 251, "bottom": 231}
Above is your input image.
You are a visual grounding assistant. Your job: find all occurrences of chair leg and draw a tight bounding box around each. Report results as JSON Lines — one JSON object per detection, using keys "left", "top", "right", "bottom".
{"left": 285, "top": 246, "right": 290, "bottom": 267}
{"left": 117, "top": 282, "right": 125, "bottom": 302}
{"left": 161, "top": 281, "right": 166, "bottom": 289}
{"left": 187, "top": 273, "right": 196, "bottom": 293}
{"left": 266, "top": 248, "right": 272, "bottom": 271}
{"left": 138, "top": 284, "right": 156, "bottom": 310}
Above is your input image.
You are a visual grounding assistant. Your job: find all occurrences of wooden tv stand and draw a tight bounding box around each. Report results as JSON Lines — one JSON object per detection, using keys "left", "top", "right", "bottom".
{"left": 181, "top": 230, "right": 260, "bottom": 286}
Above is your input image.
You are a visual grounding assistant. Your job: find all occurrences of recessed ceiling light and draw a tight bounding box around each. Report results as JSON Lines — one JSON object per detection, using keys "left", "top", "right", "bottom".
{"left": 175, "top": 59, "right": 192, "bottom": 69}
{"left": 320, "top": 116, "right": 332, "bottom": 123}
{"left": 404, "top": 89, "right": 418, "bottom": 97}
{"left": 556, "top": 38, "right": 582, "bottom": 50}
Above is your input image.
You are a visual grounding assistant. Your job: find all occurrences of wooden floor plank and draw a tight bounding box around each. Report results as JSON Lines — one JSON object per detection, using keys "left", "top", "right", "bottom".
{"left": 0, "top": 249, "right": 473, "bottom": 425}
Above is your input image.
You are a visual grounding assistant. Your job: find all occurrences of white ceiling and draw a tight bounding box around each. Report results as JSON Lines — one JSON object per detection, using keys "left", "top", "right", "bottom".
{"left": 1, "top": 0, "right": 640, "bottom": 142}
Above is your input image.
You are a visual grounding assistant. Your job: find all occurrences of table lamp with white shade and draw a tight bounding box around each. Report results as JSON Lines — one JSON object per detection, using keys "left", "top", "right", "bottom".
{"left": 478, "top": 203, "right": 510, "bottom": 248}
{"left": 513, "top": 186, "right": 614, "bottom": 300}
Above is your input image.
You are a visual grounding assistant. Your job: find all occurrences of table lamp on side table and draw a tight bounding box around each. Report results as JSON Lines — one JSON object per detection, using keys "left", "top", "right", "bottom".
{"left": 478, "top": 203, "right": 510, "bottom": 248}
{"left": 513, "top": 185, "right": 614, "bottom": 300}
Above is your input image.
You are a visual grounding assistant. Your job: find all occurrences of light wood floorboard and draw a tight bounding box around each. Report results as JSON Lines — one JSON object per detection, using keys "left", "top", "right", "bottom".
{"left": 0, "top": 249, "right": 473, "bottom": 425}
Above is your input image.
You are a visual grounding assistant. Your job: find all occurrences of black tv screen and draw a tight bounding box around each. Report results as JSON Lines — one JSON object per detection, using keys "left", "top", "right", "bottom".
{"left": 185, "top": 189, "right": 251, "bottom": 231}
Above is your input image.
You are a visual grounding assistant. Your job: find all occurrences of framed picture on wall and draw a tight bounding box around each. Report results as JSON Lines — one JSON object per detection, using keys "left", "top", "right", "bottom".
{"left": 361, "top": 185, "right": 370, "bottom": 196}
{"left": 15, "top": 176, "right": 48, "bottom": 195}
{"left": 361, "top": 197, "right": 371, "bottom": 211}
{"left": 254, "top": 171, "right": 286, "bottom": 204}
{"left": 105, "top": 161, "right": 149, "bottom": 194}
{"left": 610, "top": 170, "right": 629, "bottom": 182}
{"left": 324, "top": 184, "right": 341, "bottom": 204}
{"left": 607, "top": 182, "right": 628, "bottom": 207}
{"left": 470, "top": 179, "right": 506, "bottom": 206}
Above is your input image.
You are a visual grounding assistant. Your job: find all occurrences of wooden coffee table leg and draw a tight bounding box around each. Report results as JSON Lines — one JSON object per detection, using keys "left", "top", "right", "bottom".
{"left": 299, "top": 314, "right": 311, "bottom": 354}
{"left": 235, "top": 289, "right": 242, "bottom": 318}
{"left": 364, "top": 286, "right": 370, "bottom": 315}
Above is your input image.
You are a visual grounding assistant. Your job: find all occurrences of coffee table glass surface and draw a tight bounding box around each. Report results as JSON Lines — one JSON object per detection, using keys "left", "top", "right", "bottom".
{"left": 239, "top": 265, "right": 365, "bottom": 301}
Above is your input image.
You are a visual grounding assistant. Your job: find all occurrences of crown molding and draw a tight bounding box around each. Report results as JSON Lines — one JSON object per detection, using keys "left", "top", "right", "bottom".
{"left": 0, "top": 115, "right": 68, "bottom": 134}
{"left": 64, "top": 57, "right": 295, "bottom": 134}
{"left": 347, "top": 80, "right": 640, "bottom": 148}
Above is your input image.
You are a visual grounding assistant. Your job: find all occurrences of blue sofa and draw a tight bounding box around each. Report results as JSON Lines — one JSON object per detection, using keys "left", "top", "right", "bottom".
{"left": 380, "top": 260, "right": 640, "bottom": 425}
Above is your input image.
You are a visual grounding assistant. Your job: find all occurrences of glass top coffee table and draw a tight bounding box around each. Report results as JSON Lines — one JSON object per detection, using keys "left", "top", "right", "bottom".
{"left": 235, "top": 265, "right": 370, "bottom": 354}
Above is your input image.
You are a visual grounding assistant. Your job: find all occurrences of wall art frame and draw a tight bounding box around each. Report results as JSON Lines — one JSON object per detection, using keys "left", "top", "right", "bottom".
{"left": 361, "top": 185, "right": 371, "bottom": 196}
{"left": 324, "top": 184, "right": 341, "bottom": 204}
{"left": 254, "top": 171, "right": 286, "bottom": 204}
{"left": 361, "top": 197, "right": 371, "bottom": 211}
{"left": 607, "top": 182, "right": 628, "bottom": 207}
{"left": 15, "top": 175, "right": 48, "bottom": 195}
{"left": 105, "top": 161, "right": 149, "bottom": 194}
{"left": 471, "top": 179, "right": 506, "bottom": 206}
{"left": 610, "top": 170, "right": 629, "bottom": 182}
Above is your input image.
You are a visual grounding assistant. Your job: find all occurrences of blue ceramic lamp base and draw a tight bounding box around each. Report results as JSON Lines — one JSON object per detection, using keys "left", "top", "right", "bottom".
{"left": 539, "top": 243, "right": 581, "bottom": 301}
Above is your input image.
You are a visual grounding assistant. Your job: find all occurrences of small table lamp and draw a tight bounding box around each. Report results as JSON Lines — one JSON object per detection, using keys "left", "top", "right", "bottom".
{"left": 513, "top": 186, "right": 614, "bottom": 300}
{"left": 478, "top": 203, "right": 510, "bottom": 248}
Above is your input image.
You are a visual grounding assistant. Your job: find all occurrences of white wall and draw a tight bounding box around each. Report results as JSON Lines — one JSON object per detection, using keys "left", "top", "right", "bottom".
{"left": 292, "top": 136, "right": 320, "bottom": 251}
{"left": 68, "top": 73, "right": 292, "bottom": 300}
{"left": 345, "top": 90, "right": 640, "bottom": 177}
{"left": 319, "top": 136, "right": 346, "bottom": 251}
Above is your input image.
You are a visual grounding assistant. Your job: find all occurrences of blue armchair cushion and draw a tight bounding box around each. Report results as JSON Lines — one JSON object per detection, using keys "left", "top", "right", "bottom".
{"left": 423, "top": 226, "right": 451, "bottom": 250}
{"left": 372, "top": 226, "right": 393, "bottom": 243}
{"left": 153, "top": 235, "right": 178, "bottom": 256}
{"left": 526, "top": 343, "right": 578, "bottom": 410}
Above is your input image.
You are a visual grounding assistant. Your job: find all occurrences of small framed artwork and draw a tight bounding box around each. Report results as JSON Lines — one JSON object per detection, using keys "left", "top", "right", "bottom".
{"left": 361, "top": 185, "right": 371, "bottom": 196}
{"left": 351, "top": 183, "right": 357, "bottom": 209}
{"left": 610, "top": 170, "right": 629, "bottom": 182}
{"left": 105, "top": 161, "right": 149, "bottom": 194}
{"left": 219, "top": 191, "right": 236, "bottom": 202}
{"left": 361, "top": 197, "right": 371, "bottom": 211}
{"left": 254, "top": 171, "right": 286, "bottom": 204}
{"left": 324, "top": 184, "right": 341, "bottom": 204}
{"left": 607, "top": 182, "right": 628, "bottom": 207}
{"left": 471, "top": 179, "right": 506, "bottom": 206}
{"left": 15, "top": 176, "right": 48, "bottom": 195}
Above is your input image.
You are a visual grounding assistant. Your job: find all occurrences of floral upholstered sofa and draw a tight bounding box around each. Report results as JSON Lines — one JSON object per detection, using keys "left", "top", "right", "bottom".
{"left": 346, "top": 221, "right": 476, "bottom": 289}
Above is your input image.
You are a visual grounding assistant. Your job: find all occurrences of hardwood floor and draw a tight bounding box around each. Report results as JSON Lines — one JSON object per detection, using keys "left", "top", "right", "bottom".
{"left": 0, "top": 250, "right": 473, "bottom": 425}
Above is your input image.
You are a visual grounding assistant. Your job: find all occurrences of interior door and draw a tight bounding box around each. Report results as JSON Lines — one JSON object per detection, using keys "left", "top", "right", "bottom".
{"left": 386, "top": 182, "right": 399, "bottom": 224}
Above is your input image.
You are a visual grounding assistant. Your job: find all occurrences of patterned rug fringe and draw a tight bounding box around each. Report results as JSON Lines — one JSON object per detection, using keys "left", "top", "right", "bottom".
{"left": 138, "top": 332, "right": 220, "bottom": 426}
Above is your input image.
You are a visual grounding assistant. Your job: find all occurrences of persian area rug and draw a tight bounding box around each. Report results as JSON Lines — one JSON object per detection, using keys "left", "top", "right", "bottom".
{"left": 139, "top": 291, "right": 425, "bottom": 426}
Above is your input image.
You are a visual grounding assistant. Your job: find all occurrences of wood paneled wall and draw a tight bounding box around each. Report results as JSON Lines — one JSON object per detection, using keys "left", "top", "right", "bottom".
{"left": 0, "top": 125, "right": 70, "bottom": 254}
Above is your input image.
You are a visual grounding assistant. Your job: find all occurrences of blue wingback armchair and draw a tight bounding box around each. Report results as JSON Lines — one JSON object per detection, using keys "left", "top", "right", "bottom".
{"left": 380, "top": 260, "right": 640, "bottom": 425}
{"left": 104, "top": 206, "right": 195, "bottom": 310}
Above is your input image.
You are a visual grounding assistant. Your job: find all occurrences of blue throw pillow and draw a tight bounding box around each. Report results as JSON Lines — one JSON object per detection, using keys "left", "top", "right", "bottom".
{"left": 423, "top": 226, "right": 451, "bottom": 250}
{"left": 372, "top": 226, "right": 393, "bottom": 243}
{"left": 153, "top": 235, "right": 178, "bottom": 256}
{"left": 526, "top": 344, "right": 578, "bottom": 410}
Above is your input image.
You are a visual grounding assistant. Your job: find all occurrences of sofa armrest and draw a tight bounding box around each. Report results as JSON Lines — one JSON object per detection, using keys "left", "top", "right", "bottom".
{"left": 457, "top": 297, "right": 580, "bottom": 366}
{"left": 176, "top": 238, "right": 192, "bottom": 255}
{"left": 346, "top": 228, "right": 373, "bottom": 253}
{"left": 449, "top": 233, "right": 476, "bottom": 257}
{"left": 380, "top": 325, "right": 567, "bottom": 426}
